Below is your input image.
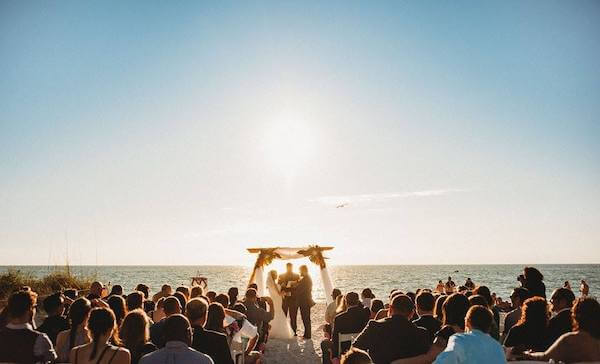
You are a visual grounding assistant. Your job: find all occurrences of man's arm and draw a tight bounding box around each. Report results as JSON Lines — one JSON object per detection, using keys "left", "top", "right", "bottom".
{"left": 351, "top": 320, "right": 372, "bottom": 353}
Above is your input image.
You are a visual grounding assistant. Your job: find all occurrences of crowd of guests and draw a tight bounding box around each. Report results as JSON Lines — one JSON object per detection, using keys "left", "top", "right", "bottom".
{"left": 321, "top": 267, "right": 599, "bottom": 364}
{"left": 0, "top": 281, "right": 286, "bottom": 364}
{"left": 0, "top": 266, "right": 597, "bottom": 364}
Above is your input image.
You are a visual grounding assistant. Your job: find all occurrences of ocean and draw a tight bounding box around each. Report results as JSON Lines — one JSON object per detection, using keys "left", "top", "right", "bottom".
{"left": 2, "top": 264, "right": 598, "bottom": 303}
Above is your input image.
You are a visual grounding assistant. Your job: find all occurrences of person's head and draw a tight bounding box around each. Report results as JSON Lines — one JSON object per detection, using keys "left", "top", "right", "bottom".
{"left": 510, "top": 287, "right": 530, "bottom": 308}
{"left": 64, "top": 289, "right": 78, "bottom": 300}
{"left": 331, "top": 288, "right": 342, "bottom": 301}
{"left": 232, "top": 303, "right": 247, "bottom": 315}
{"left": 176, "top": 286, "right": 190, "bottom": 300}
{"left": 517, "top": 296, "right": 549, "bottom": 330}
{"left": 161, "top": 284, "right": 173, "bottom": 295}
{"left": 389, "top": 294, "right": 415, "bottom": 319}
{"left": 87, "top": 308, "right": 119, "bottom": 359}
{"left": 119, "top": 309, "right": 150, "bottom": 349}
{"left": 163, "top": 296, "right": 182, "bottom": 316}
{"left": 415, "top": 291, "right": 435, "bottom": 315}
{"left": 442, "top": 293, "right": 470, "bottom": 329}
{"left": 550, "top": 288, "right": 576, "bottom": 313}
{"left": 90, "top": 281, "right": 104, "bottom": 297}
{"left": 269, "top": 270, "right": 278, "bottom": 281}
{"left": 135, "top": 284, "right": 149, "bottom": 299}
{"left": 7, "top": 290, "right": 37, "bottom": 323}
{"left": 438, "top": 280, "right": 443, "bottom": 284}
{"left": 434, "top": 295, "right": 448, "bottom": 320}
{"left": 109, "top": 285, "right": 123, "bottom": 297}
{"left": 143, "top": 300, "right": 155, "bottom": 314}
{"left": 468, "top": 295, "right": 488, "bottom": 307}
{"left": 227, "top": 287, "right": 239, "bottom": 302}
{"left": 68, "top": 297, "right": 92, "bottom": 348}
{"left": 345, "top": 292, "right": 360, "bottom": 307}
{"left": 107, "top": 295, "right": 127, "bottom": 326}
{"left": 126, "top": 291, "right": 144, "bottom": 311}
{"left": 472, "top": 286, "right": 492, "bottom": 307}
{"left": 206, "top": 291, "right": 217, "bottom": 303}
{"left": 245, "top": 288, "right": 258, "bottom": 304}
{"left": 43, "top": 292, "right": 65, "bottom": 316}
{"left": 163, "top": 314, "right": 192, "bottom": 346}
{"left": 173, "top": 292, "right": 188, "bottom": 315}
{"left": 299, "top": 265, "right": 308, "bottom": 276}
{"left": 523, "top": 266, "right": 544, "bottom": 283}
{"left": 370, "top": 299, "right": 384, "bottom": 316}
{"left": 361, "top": 288, "right": 374, "bottom": 300}
{"left": 466, "top": 278, "right": 472, "bottom": 282}
{"left": 465, "top": 305, "right": 493, "bottom": 333}
{"left": 190, "top": 286, "right": 203, "bottom": 299}
{"left": 572, "top": 297, "right": 600, "bottom": 338}
{"left": 340, "top": 347, "right": 373, "bottom": 364}
{"left": 185, "top": 298, "right": 209, "bottom": 326}
{"left": 447, "top": 276, "right": 452, "bottom": 281}
{"left": 214, "top": 294, "right": 229, "bottom": 308}
{"left": 286, "top": 262, "right": 293, "bottom": 274}
{"left": 205, "top": 303, "right": 226, "bottom": 332}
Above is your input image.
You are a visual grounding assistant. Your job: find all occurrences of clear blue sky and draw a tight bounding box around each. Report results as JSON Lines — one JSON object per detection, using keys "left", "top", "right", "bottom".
{"left": 1, "top": 1, "right": 599, "bottom": 265}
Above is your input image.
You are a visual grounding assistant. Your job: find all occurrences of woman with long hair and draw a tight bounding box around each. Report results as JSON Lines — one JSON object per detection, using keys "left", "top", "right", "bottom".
{"left": 523, "top": 266, "right": 546, "bottom": 298}
{"left": 107, "top": 295, "right": 127, "bottom": 328}
{"left": 69, "top": 308, "right": 130, "bottom": 364}
{"left": 119, "top": 309, "right": 156, "bottom": 364}
{"left": 433, "top": 295, "right": 447, "bottom": 321}
{"left": 55, "top": 297, "right": 92, "bottom": 362}
{"left": 505, "top": 297, "right": 550, "bottom": 352}
{"left": 524, "top": 297, "right": 600, "bottom": 362}
{"left": 205, "top": 302, "right": 226, "bottom": 333}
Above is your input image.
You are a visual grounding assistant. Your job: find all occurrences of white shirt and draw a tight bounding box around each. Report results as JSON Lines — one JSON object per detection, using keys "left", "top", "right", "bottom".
{"left": 5, "top": 323, "right": 57, "bottom": 363}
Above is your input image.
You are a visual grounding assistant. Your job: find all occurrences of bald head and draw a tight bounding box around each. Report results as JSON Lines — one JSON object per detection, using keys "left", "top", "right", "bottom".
{"left": 164, "top": 314, "right": 192, "bottom": 345}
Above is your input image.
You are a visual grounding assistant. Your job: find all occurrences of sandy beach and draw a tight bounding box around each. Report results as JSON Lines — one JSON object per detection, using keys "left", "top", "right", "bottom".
{"left": 263, "top": 303, "right": 325, "bottom": 363}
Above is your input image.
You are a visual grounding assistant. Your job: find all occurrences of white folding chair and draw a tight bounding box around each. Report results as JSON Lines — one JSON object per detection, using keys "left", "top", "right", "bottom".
{"left": 338, "top": 332, "right": 361, "bottom": 357}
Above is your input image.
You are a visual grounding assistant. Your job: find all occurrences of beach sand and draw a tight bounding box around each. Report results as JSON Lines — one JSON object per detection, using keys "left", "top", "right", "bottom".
{"left": 263, "top": 303, "right": 325, "bottom": 363}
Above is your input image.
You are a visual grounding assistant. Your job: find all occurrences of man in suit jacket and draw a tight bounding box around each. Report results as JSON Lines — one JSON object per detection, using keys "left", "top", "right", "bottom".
{"left": 353, "top": 294, "right": 430, "bottom": 364}
{"left": 186, "top": 298, "right": 233, "bottom": 364}
{"left": 293, "top": 265, "right": 314, "bottom": 339}
{"left": 332, "top": 292, "right": 370, "bottom": 358}
{"left": 278, "top": 263, "right": 300, "bottom": 334}
{"left": 547, "top": 288, "right": 575, "bottom": 345}
{"left": 412, "top": 291, "right": 441, "bottom": 344}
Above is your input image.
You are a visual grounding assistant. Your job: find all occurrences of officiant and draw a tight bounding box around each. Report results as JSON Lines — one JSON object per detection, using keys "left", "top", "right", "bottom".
{"left": 278, "top": 263, "right": 300, "bottom": 333}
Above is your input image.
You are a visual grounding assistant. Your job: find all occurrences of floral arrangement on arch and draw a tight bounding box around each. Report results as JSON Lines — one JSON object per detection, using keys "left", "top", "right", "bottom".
{"left": 254, "top": 248, "right": 282, "bottom": 268}
{"left": 297, "top": 245, "right": 328, "bottom": 269}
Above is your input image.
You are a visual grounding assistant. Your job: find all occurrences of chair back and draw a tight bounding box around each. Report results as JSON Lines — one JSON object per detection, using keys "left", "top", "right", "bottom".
{"left": 338, "top": 332, "right": 361, "bottom": 357}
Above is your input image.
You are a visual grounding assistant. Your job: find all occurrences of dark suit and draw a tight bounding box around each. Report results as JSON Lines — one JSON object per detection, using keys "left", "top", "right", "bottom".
{"left": 192, "top": 325, "right": 234, "bottom": 364}
{"left": 294, "top": 274, "right": 313, "bottom": 338}
{"left": 353, "top": 315, "right": 430, "bottom": 364}
{"left": 278, "top": 271, "right": 300, "bottom": 328}
{"left": 332, "top": 306, "right": 371, "bottom": 358}
{"left": 547, "top": 309, "right": 573, "bottom": 345}
{"left": 412, "top": 314, "right": 441, "bottom": 344}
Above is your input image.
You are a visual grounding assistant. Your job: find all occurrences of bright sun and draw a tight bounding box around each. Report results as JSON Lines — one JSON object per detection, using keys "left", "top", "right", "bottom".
{"left": 262, "top": 118, "right": 317, "bottom": 179}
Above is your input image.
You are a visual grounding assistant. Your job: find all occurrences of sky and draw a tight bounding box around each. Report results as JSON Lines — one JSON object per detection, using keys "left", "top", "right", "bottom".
{"left": 1, "top": 1, "right": 599, "bottom": 266}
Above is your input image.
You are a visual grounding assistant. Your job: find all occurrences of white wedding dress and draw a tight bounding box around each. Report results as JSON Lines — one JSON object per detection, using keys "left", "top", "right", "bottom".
{"left": 266, "top": 274, "right": 294, "bottom": 339}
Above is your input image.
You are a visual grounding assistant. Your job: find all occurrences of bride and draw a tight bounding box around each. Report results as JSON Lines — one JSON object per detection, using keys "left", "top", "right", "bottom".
{"left": 265, "top": 270, "right": 294, "bottom": 339}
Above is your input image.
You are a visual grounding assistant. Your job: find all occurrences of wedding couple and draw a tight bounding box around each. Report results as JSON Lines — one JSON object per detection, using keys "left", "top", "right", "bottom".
{"left": 265, "top": 263, "right": 314, "bottom": 339}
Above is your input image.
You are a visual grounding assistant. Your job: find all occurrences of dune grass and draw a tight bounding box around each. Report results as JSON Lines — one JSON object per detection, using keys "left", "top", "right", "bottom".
{"left": 0, "top": 268, "right": 94, "bottom": 301}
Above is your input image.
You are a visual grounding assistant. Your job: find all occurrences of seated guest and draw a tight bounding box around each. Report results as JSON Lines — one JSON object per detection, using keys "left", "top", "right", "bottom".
{"left": 186, "top": 298, "right": 233, "bottom": 364}
{"left": 206, "top": 291, "right": 217, "bottom": 303}
{"left": 152, "top": 285, "right": 172, "bottom": 302}
{"left": 361, "top": 288, "right": 375, "bottom": 309}
{"left": 522, "top": 266, "right": 546, "bottom": 298}
{"left": 173, "top": 291, "right": 188, "bottom": 315}
{"left": 547, "top": 287, "right": 575, "bottom": 344}
{"left": 332, "top": 292, "right": 371, "bottom": 359}
{"left": 502, "top": 287, "right": 529, "bottom": 340}
{"left": 433, "top": 295, "right": 447, "bottom": 321}
{"left": 325, "top": 288, "right": 342, "bottom": 324}
{"left": 370, "top": 299, "right": 384, "bottom": 320}
{"left": 39, "top": 292, "right": 69, "bottom": 345}
{"left": 472, "top": 286, "right": 500, "bottom": 339}
{"left": 191, "top": 286, "right": 204, "bottom": 299}
{"left": 433, "top": 305, "right": 505, "bottom": 364}
{"left": 243, "top": 288, "right": 274, "bottom": 342}
{"left": 435, "top": 293, "right": 470, "bottom": 346}
{"left": 139, "top": 314, "right": 213, "bottom": 364}
{"left": 176, "top": 286, "right": 191, "bottom": 301}
{"left": 143, "top": 301, "right": 155, "bottom": 316}
{"left": 341, "top": 347, "right": 373, "bottom": 364}
{"left": 56, "top": 297, "right": 92, "bottom": 362}
{"left": 227, "top": 287, "right": 239, "bottom": 308}
{"left": 135, "top": 284, "right": 150, "bottom": 300}
{"left": 0, "top": 290, "right": 57, "bottom": 363}
{"left": 109, "top": 285, "right": 124, "bottom": 297}
{"left": 412, "top": 291, "right": 441, "bottom": 343}
{"left": 127, "top": 291, "right": 145, "bottom": 311}
{"left": 353, "top": 294, "right": 430, "bottom": 363}
{"left": 524, "top": 297, "right": 600, "bottom": 363}
{"left": 215, "top": 294, "right": 229, "bottom": 308}
{"left": 87, "top": 281, "right": 106, "bottom": 301}
{"left": 107, "top": 295, "right": 127, "bottom": 328}
{"left": 150, "top": 296, "right": 181, "bottom": 348}
{"left": 68, "top": 308, "right": 130, "bottom": 364}
{"left": 152, "top": 298, "right": 165, "bottom": 323}
{"left": 120, "top": 309, "right": 156, "bottom": 364}
{"left": 504, "top": 296, "right": 550, "bottom": 352}
{"left": 227, "top": 303, "right": 261, "bottom": 364}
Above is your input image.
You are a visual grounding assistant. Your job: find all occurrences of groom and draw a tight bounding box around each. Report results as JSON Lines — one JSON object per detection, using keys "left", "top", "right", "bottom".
{"left": 293, "top": 265, "right": 314, "bottom": 339}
